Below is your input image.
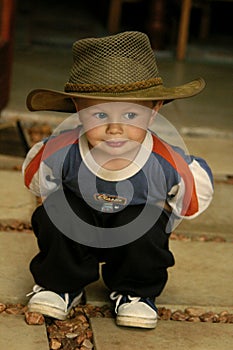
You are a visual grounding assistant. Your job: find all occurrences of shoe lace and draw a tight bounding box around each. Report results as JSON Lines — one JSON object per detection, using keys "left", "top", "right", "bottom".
{"left": 59, "top": 293, "right": 71, "bottom": 311}
{"left": 26, "top": 284, "right": 44, "bottom": 297}
{"left": 110, "top": 292, "right": 141, "bottom": 313}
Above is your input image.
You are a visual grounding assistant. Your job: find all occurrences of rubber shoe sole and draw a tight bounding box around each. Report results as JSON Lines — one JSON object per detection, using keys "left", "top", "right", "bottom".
{"left": 116, "top": 315, "right": 157, "bottom": 328}
{"left": 28, "top": 303, "right": 69, "bottom": 320}
{"left": 28, "top": 291, "right": 83, "bottom": 320}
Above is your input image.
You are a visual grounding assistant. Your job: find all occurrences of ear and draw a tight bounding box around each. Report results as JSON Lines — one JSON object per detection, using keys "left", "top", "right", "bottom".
{"left": 149, "top": 101, "right": 163, "bottom": 125}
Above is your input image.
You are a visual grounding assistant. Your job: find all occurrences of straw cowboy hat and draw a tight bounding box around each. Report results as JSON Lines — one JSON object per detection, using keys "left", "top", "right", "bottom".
{"left": 26, "top": 31, "right": 205, "bottom": 113}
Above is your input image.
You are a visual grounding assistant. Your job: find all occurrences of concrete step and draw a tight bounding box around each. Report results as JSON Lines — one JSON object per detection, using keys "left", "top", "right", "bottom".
{"left": 183, "top": 136, "right": 233, "bottom": 177}
{"left": 0, "top": 154, "right": 24, "bottom": 170}
{"left": 0, "top": 167, "right": 232, "bottom": 238}
{"left": 86, "top": 240, "right": 233, "bottom": 313}
{"left": 0, "top": 231, "right": 232, "bottom": 350}
{"left": 0, "top": 164, "right": 232, "bottom": 350}
{"left": 0, "top": 314, "right": 49, "bottom": 350}
{"left": 0, "top": 170, "right": 36, "bottom": 222}
{"left": 0, "top": 232, "right": 37, "bottom": 304}
{"left": 1, "top": 231, "right": 233, "bottom": 312}
{"left": 90, "top": 318, "right": 233, "bottom": 350}
{"left": 177, "top": 181, "right": 233, "bottom": 240}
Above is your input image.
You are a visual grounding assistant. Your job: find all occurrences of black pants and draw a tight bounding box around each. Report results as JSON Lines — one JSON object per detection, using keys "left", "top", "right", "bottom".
{"left": 30, "top": 189, "right": 175, "bottom": 299}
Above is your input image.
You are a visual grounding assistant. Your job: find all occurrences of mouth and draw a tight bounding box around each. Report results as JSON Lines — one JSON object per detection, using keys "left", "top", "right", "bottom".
{"left": 105, "top": 140, "right": 128, "bottom": 148}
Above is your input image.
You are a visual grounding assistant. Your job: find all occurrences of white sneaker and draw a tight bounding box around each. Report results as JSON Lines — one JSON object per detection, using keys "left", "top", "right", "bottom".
{"left": 27, "top": 285, "right": 83, "bottom": 320}
{"left": 110, "top": 292, "right": 158, "bottom": 328}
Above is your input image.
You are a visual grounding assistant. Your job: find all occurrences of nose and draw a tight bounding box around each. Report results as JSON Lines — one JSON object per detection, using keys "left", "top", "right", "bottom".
{"left": 106, "top": 122, "right": 123, "bottom": 135}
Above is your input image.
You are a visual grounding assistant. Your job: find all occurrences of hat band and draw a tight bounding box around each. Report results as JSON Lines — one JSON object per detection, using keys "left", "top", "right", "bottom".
{"left": 64, "top": 77, "right": 163, "bottom": 93}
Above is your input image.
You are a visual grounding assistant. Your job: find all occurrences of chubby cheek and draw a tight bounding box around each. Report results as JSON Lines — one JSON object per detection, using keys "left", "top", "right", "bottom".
{"left": 126, "top": 126, "right": 147, "bottom": 143}
{"left": 84, "top": 126, "right": 104, "bottom": 147}
{"left": 84, "top": 124, "right": 147, "bottom": 147}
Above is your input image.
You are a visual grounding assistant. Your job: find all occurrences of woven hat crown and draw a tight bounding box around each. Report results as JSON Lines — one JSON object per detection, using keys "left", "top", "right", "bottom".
{"left": 26, "top": 31, "right": 206, "bottom": 113}
{"left": 65, "top": 31, "right": 162, "bottom": 93}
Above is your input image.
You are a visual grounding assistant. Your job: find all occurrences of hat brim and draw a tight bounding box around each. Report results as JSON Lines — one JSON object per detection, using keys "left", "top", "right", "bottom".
{"left": 27, "top": 78, "right": 205, "bottom": 113}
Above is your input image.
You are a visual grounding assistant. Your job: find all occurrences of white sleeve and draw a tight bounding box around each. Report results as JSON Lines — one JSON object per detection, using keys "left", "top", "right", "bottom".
{"left": 22, "top": 141, "right": 60, "bottom": 197}
{"left": 167, "top": 158, "right": 214, "bottom": 219}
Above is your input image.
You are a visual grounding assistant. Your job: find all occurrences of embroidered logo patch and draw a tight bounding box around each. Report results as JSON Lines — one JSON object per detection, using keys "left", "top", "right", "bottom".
{"left": 94, "top": 193, "right": 127, "bottom": 205}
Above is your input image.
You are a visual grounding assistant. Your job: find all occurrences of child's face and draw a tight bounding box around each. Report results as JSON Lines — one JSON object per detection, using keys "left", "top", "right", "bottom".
{"left": 73, "top": 98, "right": 162, "bottom": 168}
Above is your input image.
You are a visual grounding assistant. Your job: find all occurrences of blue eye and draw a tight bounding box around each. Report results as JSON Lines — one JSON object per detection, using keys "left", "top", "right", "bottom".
{"left": 94, "top": 112, "right": 108, "bottom": 119}
{"left": 123, "top": 112, "right": 137, "bottom": 120}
